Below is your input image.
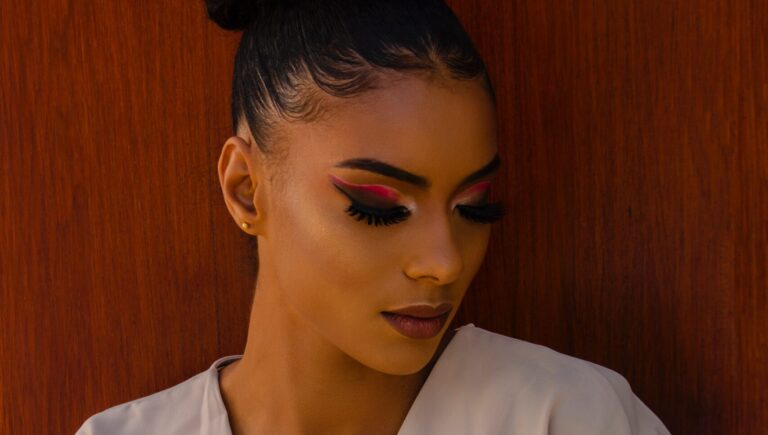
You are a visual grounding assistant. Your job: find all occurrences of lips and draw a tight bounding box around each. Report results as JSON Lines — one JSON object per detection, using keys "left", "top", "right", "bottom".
{"left": 383, "top": 302, "right": 453, "bottom": 319}
{"left": 381, "top": 303, "right": 453, "bottom": 339}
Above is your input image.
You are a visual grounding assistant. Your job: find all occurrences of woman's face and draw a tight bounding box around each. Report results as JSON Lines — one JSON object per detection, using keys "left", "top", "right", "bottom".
{"left": 226, "top": 73, "right": 499, "bottom": 375}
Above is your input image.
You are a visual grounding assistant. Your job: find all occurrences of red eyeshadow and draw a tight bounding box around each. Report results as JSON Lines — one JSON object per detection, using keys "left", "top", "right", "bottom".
{"left": 462, "top": 181, "right": 491, "bottom": 196}
{"left": 328, "top": 174, "right": 402, "bottom": 202}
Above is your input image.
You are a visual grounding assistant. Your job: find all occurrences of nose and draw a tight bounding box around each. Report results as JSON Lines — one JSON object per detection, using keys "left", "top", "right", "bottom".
{"left": 402, "top": 212, "right": 464, "bottom": 285}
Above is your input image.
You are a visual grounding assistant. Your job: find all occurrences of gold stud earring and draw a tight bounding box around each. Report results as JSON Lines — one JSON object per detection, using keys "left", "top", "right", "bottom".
{"left": 240, "top": 221, "right": 251, "bottom": 230}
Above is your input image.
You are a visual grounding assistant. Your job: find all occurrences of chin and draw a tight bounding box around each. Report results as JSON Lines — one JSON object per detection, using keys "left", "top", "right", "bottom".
{"left": 360, "top": 338, "right": 440, "bottom": 376}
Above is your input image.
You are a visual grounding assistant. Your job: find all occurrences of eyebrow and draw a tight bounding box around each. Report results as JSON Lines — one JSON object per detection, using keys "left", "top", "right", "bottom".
{"left": 333, "top": 152, "right": 500, "bottom": 191}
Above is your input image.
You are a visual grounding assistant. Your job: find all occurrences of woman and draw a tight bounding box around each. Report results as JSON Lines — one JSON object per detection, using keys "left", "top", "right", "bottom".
{"left": 77, "top": 0, "right": 670, "bottom": 433}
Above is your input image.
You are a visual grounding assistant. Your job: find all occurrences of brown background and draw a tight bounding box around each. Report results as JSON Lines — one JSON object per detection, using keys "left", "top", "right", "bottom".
{"left": 1, "top": 1, "right": 765, "bottom": 434}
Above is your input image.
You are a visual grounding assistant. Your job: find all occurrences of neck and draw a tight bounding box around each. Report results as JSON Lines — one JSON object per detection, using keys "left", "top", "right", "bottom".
{"left": 218, "top": 278, "right": 455, "bottom": 435}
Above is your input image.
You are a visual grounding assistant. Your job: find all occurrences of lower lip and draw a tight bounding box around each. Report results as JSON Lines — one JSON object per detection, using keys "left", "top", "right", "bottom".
{"left": 381, "top": 311, "right": 450, "bottom": 339}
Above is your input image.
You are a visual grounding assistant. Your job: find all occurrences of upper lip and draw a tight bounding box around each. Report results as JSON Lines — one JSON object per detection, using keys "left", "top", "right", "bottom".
{"left": 383, "top": 302, "right": 453, "bottom": 319}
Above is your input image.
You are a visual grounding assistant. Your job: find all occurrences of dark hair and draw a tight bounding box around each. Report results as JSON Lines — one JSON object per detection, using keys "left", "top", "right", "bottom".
{"left": 205, "top": 0, "right": 494, "bottom": 174}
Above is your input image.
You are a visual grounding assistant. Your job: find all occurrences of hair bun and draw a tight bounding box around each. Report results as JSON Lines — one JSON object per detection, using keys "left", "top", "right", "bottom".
{"left": 205, "top": 0, "right": 266, "bottom": 31}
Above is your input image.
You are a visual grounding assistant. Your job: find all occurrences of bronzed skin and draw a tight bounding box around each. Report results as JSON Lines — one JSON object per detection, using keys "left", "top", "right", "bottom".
{"left": 217, "top": 72, "right": 499, "bottom": 435}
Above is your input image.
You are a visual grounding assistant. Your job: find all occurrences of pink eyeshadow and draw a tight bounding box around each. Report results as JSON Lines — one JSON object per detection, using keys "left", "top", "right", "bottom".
{"left": 328, "top": 174, "right": 402, "bottom": 202}
{"left": 451, "top": 181, "right": 492, "bottom": 205}
{"left": 330, "top": 174, "right": 492, "bottom": 204}
{"left": 462, "top": 181, "right": 491, "bottom": 196}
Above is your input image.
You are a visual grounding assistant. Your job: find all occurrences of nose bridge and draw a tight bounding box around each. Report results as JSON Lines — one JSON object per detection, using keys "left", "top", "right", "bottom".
{"left": 403, "top": 204, "right": 464, "bottom": 284}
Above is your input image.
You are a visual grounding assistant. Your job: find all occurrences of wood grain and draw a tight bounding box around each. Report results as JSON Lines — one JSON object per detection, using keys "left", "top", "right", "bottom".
{"left": 0, "top": 2, "right": 253, "bottom": 433}
{"left": 1, "top": 0, "right": 765, "bottom": 433}
{"left": 447, "top": 1, "right": 768, "bottom": 433}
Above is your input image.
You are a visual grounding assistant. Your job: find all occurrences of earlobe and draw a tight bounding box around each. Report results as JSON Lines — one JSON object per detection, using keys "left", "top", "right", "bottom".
{"left": 217, "top": 135, "right": 262, "bottom": 233}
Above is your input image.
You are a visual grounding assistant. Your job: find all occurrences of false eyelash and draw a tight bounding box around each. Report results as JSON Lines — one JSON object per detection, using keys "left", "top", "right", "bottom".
{"left": 345, "top": 201, "right": 412, "bottom": 227}
{"left": 345, "top": 199, "right": 507, "bottom": 227}
{"left": 455, "top": 201, "right": 507, "bottom": 224}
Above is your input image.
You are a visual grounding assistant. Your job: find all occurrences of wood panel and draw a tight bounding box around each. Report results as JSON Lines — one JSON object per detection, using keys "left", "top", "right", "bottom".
{"left": 0, "top": 2, "right": 254, "bottom": 433}
{"left": 0, "top": 1, "right": 765, "bottom": 433}
{"left": 447, "top": 1, "right": 768, "bottom": 433}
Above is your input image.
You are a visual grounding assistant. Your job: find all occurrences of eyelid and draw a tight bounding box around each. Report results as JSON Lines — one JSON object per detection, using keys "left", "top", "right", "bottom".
{"left": 452, "top": 181, "right": 492, "bottom": 206}
{"left": 329, "top": 173, "right": 492, "bottom": 209}
{"left": 328, "top": 174, "right": 405, "bottom": 203}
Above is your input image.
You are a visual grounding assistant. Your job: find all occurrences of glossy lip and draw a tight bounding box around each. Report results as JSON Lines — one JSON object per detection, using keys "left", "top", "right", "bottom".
{"left": 383, "top": 302, "right": 453, "bottom": 318}
{"left": 381, "top": 310, "right": 451, "bottom": 339}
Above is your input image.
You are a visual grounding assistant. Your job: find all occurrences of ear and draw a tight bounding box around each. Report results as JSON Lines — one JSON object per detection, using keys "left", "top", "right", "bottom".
{"left": 217, "top": 135, "right": 265, "bottom": 234}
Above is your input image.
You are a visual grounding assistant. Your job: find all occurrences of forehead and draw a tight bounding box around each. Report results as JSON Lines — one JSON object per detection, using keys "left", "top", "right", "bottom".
{"left": 280, "top": 74, "right": 498, "bottom": 187}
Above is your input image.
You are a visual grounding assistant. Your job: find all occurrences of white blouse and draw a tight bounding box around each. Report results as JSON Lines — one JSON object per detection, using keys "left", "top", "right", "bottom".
{"left": 76, "top": 324, "right": 670, "bottom": 434}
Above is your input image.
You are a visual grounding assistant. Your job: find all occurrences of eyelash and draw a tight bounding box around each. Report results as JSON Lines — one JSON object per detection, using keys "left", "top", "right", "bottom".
{"left": 344, "top": 199, "right": 507, "bottom": 227}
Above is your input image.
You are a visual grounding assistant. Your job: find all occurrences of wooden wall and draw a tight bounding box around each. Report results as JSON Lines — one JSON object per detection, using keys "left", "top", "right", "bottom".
{"left": 1, "top": 1, "right": 765, "bottom": 433}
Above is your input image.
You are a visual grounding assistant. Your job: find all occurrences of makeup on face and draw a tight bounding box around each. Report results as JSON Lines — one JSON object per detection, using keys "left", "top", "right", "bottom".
{"left": 327, "top": 174, "right": 493, "bottom": 210}
{"left": 327, "top": 154, "right": 505, "bottom": 227}
{"left": 327, "top": 174, "right": 409, "bottom": 209}
{"left": 451, "top": 180, "right": 492, "bottom": 206}
{"left": 332, "top": 153, "right": 500, "bottom": 193}
{"left": 381, "top": 311, "right": 450, "bottom": 339}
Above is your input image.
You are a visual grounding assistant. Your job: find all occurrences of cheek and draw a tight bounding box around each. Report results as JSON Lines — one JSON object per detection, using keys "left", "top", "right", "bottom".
{"left": 268, "top": 186, "right": 392, "bottom": 324}
{"left": 452, "top": 223, "right": 492, "bottom": 288}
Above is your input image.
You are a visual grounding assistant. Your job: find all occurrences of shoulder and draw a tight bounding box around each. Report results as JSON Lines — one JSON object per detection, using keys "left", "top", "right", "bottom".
{"left": 450, "top": 324, "right": 627, "bottom": 394}
{"left": 406, "top": 325, "right": 670, "bottom": 435}
{"left": 75, "top": 356, "right": 238, "bottom": 435}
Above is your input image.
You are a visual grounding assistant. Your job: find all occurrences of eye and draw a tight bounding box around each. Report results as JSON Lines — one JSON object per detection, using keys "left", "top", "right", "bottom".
{"left": 333, "top": 183, "right": 506, "bottom": 227}
{"left": 332, "top": 183, "right": 411, "bottom": 227}
{"left": 345, "top": 199, "right": 412, "bottom": 227}
{"left": 456, "top": 202, "right": 507, "bottom": 224}
{"left": 345, "top": 200, "right": 507, "bottom": 227}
